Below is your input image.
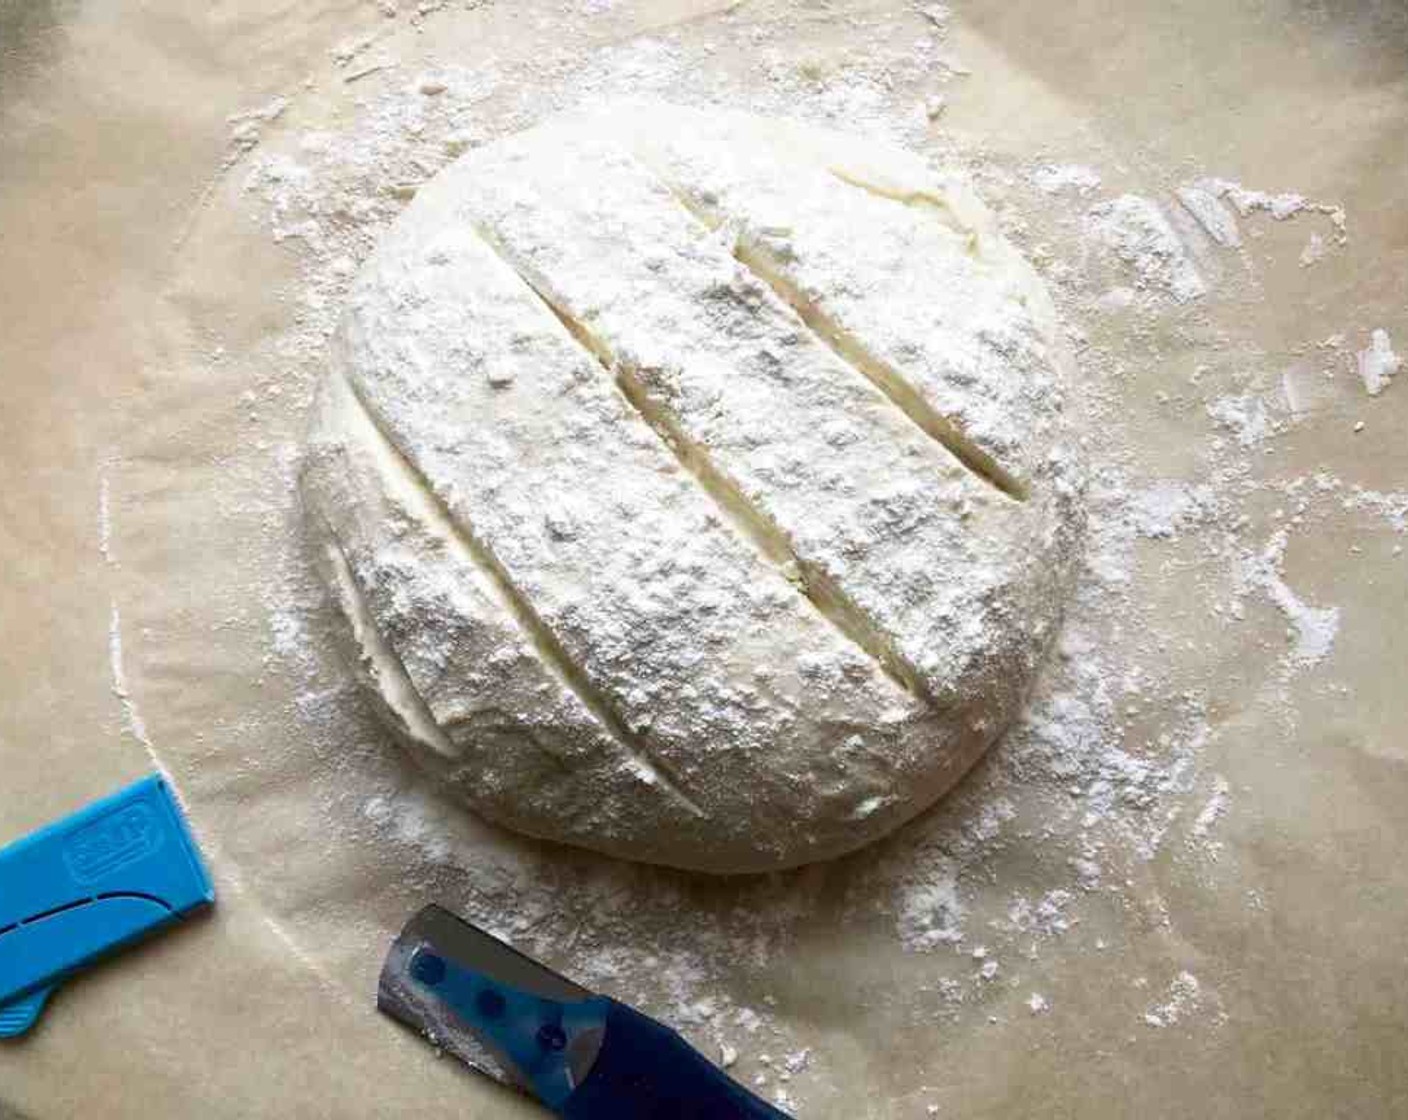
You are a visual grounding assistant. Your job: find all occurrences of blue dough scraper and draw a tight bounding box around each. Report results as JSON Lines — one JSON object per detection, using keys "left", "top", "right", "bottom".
{"left": 0, "top": 774, "right": 214, "bottom": 1037}
{"left": 379, "top": 904, "right": 792, "bottom": 1118}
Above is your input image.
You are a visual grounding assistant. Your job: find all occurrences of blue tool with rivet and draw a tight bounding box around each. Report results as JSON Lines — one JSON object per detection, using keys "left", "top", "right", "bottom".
{"left": 379, "top": 904, "right": 792, "bottom": 1118}
{"left": 0, "top": 774, "right": 215, "bottom": 1038}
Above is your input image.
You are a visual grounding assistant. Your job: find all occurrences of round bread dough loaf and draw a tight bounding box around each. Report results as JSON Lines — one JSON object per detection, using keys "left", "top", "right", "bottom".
{"left": 301, "top": 102, "right": 1085, "bottom": 874}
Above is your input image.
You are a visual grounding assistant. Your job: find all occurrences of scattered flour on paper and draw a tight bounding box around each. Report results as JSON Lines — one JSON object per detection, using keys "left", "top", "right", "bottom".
{"left": 225, "top": 97, "right": 290, "bottom": 169}
{"left": 1175, "top": 184, "right": 1242, "bottom": 249}
{"left": 1299, "top": 231, "right": 1327, "bottom": 268}
{"left": 1142, "top": 971, "right": 1199, "bottom": 1028}
{"left": 97, "top": 469, "right": 114, "bottom": 564}
{"left": 1207, "top": 394, "right": 1274, "bottom": 448}
{"left": 1197, "top": 177, "right": 1347, "bottom": 235}
{"left": 1357, "top": 328, "right": 1401, "bottom": 396}
{"left": 107, "top": 602, "right": 152, "bottom": 752}
{"left": 1086, "top": 195, "right": 1207, "bottom": 302}
{"left": 1127, "top": 481, "right": 1216, "bottom": 541}
{"left": 99, "top": 468, "right": 144, "bottom": 747}
{"left": 896, "top": 860, "right": 965, "bottom": 951}
{"left": 1190, "top": 777, "right": 1231, "bottom": 847}
{"left": 99, "top": 469, "right": 172, "bottom": 784}
{"left": 1031, "top": 163, "right": 1102, "bottom": 196}
{"left": 1240, "top": 529, "right": 1340, "bottom": 670}
{"left": 1177, "top": 177, "right": 1347, "bottom": 269}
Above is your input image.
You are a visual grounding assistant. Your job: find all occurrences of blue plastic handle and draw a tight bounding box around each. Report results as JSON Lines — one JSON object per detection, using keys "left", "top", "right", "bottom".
{"left": 563, "top": 998, "right": 793, "bottom": 1120}
{"left": 411, "top": 943, "right": 791, "bottom": 1118}
{"left": 0, "top": 774, "right": 215, "bottom": 1037}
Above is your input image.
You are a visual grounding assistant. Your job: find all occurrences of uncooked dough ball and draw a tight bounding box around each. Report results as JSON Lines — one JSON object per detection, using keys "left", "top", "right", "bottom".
{"left": 301, "top": 101, "right": 1085, "bottom": 874}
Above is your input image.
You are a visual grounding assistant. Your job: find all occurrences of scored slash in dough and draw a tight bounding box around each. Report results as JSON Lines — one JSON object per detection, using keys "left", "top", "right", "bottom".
{"left": 300, "top": 101, "right": 1086, "bottom": 874}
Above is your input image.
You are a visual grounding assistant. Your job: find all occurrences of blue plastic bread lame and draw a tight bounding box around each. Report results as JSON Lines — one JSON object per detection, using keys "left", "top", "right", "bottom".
{"left": 379, "top": 904, "right": 792, "bottom": 1119}
{"left": 0, "top": 774, "right": 215, "bottom": 1038}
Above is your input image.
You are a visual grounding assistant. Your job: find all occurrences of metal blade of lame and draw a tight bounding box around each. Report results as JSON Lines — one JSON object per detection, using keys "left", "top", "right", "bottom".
{"left": 377, "top": 904, "right": 591, "bottom": 1092}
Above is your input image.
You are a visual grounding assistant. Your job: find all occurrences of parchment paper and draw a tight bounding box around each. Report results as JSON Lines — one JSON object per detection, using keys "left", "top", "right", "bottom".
{"left": 2, "top": 1, "right": 1406, "bottom": 1117}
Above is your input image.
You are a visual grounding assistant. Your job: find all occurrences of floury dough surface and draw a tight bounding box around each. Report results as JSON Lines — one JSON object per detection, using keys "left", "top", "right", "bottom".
{"left": 2, "top": 2, "right": 1407, "bottom": 1118}
{"left": 303, "top": 105, "right": 1084, "bottom": 872}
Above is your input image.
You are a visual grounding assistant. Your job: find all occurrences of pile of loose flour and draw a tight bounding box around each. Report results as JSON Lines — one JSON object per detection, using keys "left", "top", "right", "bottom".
{"left": 164, "top": 1, "right": 1406, "bottom": 1110}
